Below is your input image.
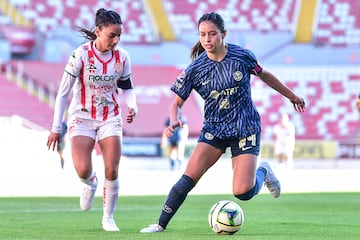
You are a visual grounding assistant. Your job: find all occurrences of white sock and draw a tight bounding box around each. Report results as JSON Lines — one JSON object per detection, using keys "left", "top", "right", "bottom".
{"left": 80, "top": 172, "right": 97, "bottom": 187}
{"left": 103, "top": 178, "right": 119, "bottom": 219}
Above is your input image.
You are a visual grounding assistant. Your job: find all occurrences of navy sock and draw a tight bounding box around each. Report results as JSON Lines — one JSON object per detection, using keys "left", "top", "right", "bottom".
{"left": 158, "top": 175, "right": 195, "bottom": 229}
{"left": 235, "top": 167, "right": 266, "bottom": 201}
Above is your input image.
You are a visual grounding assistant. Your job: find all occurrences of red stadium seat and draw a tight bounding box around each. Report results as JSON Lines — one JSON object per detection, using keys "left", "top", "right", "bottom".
{"left": 314, "top": 0, "right": 360, "bottom": 46}
{"left": 13, "top": 0, "right": 156, "bottom": 43}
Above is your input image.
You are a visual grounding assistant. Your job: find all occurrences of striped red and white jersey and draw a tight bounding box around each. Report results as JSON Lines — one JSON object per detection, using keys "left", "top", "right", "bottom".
{"left": 65, "top": 41, "right": 131, "bottom": 122}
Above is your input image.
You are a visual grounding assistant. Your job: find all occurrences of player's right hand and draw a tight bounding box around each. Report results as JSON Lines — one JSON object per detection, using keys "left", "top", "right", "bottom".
{"left": 47, "top": 132, "right": 60, "bottom": 151}
{"left": 165, "top": 119, "right": 183, "bottom": 137}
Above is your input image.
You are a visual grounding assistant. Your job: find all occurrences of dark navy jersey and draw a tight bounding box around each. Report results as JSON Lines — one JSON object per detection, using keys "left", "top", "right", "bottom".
{"left": 171, "top": 43, "right": 262, "bottom": 139}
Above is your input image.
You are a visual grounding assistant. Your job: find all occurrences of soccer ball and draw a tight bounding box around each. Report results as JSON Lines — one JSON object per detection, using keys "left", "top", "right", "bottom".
{"left": 208, "top": 200, "right": 244, "bottom": 235}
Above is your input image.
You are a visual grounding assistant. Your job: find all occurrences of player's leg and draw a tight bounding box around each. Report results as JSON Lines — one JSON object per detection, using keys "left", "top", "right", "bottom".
{"left": 231, "top": 133, "right": 280, "bottom": 200}
{"left": 97, "top": 118, "right": 122, "bottom": 231}
{"left": 141, "top": 142, "right": 223, "bottom": 233}
{"left": 233, "top": 154, "right": 281, "bottom": 199}
{"left": 98, "top": 136, "right": 121, "bottom": 231}
{"left": 232, "top": 153, "right": 260, "bottom": 200}
{"left": 71, "top": 135, "right": 97, "bottom": 211}
{"left": 69, "top": 118, "right": 98, "bottom": 211}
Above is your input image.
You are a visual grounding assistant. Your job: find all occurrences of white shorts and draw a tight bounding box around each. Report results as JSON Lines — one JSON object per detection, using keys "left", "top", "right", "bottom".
{"left": 68, "top": 117, "right": 123, "bottom": 141}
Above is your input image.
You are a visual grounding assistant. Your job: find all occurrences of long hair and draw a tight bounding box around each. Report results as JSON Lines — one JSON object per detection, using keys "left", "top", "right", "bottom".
{"left": 190, "top": 12, "right": 226, "bottom": 61}
{"left": 77, "top": 8, "right": 122, "bottom": 40}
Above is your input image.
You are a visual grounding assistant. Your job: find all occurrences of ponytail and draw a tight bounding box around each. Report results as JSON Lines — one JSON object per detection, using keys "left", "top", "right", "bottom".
{"left": 190, "top": 41, "right": 205, "bottom": 61}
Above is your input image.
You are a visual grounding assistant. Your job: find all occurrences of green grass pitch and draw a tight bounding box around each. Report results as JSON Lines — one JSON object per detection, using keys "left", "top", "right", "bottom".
{"left": 0, "top": 193, "right": 359, "bottom": 240}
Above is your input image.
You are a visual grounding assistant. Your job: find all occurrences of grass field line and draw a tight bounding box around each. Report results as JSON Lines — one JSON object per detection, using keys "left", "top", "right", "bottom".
{"left": 0, "top": 204, "right": 161, "bottom": 214}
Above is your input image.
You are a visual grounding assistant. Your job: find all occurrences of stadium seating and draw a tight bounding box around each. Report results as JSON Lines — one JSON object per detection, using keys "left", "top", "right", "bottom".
{"left": 10, "top": 0, "right": 156, "bottom": 43}
{"left": 163, "top": 0, "right": 297, "bottom": 34}
{"left": 314, "top": 0, "right": 360, "bottom": 46}
{"left": 8, "top": 0, "right": 360, "bottom": 47}
{"left": 252, "top": 66, "right": 360, "bottom": 140}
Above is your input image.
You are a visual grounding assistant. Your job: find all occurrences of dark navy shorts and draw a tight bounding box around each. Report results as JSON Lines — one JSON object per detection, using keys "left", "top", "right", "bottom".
{"left": 198, "top": 131, "right": 260, "bottom": 157}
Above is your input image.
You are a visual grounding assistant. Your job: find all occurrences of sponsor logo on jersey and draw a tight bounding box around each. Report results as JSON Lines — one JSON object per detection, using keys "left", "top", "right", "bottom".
{"left": 89, "top": 74, "right": 118, "bottom": 82}
{"left": 209, "top": 90, "right": 220, "bottom": 99}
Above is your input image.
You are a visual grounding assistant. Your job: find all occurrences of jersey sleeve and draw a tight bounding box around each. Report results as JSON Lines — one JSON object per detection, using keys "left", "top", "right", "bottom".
{"left": 51, "top": 72, "right": 76, "bottom": 133}
{"left": 242, "top": 48, "right": 263, "bottom": 76}
{"left": 64, "top": 46, "right": 84, "bottom": 77}
{"left": 170, "top": 68, "right": 193, "bottom": 101}
{"left": 119, "top": 49, "right": 131, "bottom": 81}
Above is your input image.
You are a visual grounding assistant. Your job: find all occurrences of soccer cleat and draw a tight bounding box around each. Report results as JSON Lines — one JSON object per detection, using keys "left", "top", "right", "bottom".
{"left": 259, "top": 162, "right": 281, "bottom": 198}
{"left": 140, "top": 223, "right": 164, "bottom": 233}
{"left": 102, "top": 217, "right": 120, "bottom": 231}
{"left": 80, "top": 176, "right": 98, "bottom": 211}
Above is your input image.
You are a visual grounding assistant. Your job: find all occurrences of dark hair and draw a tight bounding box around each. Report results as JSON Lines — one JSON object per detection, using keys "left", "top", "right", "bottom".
{"left": 78, "top": 8, "right": 123, "bottom": 40}
{"left": 190, "top": 12, "right": 226, "bottom": 60}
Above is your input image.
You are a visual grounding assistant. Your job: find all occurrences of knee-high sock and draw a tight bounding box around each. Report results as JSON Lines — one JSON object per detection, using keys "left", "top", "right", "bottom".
{"left": 103, "top": 178, "right": 119, "bottom": 219}
{"left": 235, "top": 167, "right": 266, "bottom": 201}
{"left": 80, "top": 171, "right": 97, "bottom": 186}
{"left": 158, "top": 175, "right": 195, "bottom": 229}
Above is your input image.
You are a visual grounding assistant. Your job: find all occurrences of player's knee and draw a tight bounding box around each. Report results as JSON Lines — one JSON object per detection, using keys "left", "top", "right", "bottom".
{"left": 234, "top": 186, "right": 257, "bottom": 201}
{"left": 234, "top": 192, "right": 254, "bottom": 201}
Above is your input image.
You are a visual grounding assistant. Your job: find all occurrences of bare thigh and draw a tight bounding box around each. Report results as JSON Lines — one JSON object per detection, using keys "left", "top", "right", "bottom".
{"left": 184, "top": 142, "right": 223, "bottom": 183}
{"left": 98, "top": 136, "right": 121, "bottom": 180}
{"left": 232, "top": 154, "right": 258, "bottom": 195}
{"left": 71, "top": 136, "right": 96, "bottom": 179}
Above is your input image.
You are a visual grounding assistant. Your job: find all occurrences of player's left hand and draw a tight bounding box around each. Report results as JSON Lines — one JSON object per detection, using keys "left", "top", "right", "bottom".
{"left": 291, "top": 96, "right": 306, "bottom": 112}
{"left": 126, "top": 108, "right": 136, "bottom": 123}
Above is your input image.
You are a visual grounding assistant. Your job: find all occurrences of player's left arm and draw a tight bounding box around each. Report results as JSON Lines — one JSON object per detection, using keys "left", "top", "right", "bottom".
{"left": 118, "top": 77, "right": 138, "bottom": 123}
{"left": 117, "top": 50, "right": 138, "bottom": 123}
{"left": 257, "top": 68, "right": 306, "bottom": 112}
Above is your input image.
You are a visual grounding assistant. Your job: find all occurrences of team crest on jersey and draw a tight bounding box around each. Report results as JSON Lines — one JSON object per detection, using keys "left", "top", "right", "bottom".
{"left": 233, "top": 71, "right": 243, "bottom": 81}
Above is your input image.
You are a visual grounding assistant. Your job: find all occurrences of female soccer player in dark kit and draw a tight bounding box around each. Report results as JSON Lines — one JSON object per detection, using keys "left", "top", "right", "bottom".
{"left": 140, "top": 12, "right": 305, "bottom": 233}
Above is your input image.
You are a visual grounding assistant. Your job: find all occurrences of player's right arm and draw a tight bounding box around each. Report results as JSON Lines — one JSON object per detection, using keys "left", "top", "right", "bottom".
{"left": 166, "top": 95, "right": 185, "bottom": 138}
{"left": 47, "top": 72, "right": 75, "bottom": 151}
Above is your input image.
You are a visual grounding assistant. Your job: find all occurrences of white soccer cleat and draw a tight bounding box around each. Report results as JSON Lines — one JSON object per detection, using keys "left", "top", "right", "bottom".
{"left": 102, "top": 217, "right": 120, "bottom": 231}
{"left": 80, "top": 177, "right": 98, "bottom": 211}
{"left": 259, "top": 162, "right": 281, "bottom": 198}
{"left": 140, "top": 223, "right": 164, "bottom": 233}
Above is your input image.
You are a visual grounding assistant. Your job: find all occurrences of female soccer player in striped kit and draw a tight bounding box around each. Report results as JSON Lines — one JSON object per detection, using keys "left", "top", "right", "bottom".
{"left": 141, "top": 12, "right": 305, "bottom": 233}
{"left": 47, "top": 8, "right": 138, "bottom": 231}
